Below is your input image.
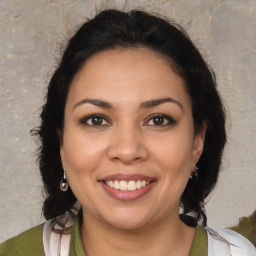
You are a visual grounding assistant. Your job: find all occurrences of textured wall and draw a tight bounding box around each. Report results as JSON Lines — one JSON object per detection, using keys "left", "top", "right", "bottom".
{"left": 0, "top": 0, "right": 255, "bottom": 242}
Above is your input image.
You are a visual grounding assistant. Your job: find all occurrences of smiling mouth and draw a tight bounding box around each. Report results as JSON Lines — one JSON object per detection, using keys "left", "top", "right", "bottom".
{"left": 102, "top": 180, "right": 153, "bottom": 191}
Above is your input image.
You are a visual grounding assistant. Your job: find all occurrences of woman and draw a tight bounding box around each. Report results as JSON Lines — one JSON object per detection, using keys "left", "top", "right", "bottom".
{"left": 0, "top": 9, "right": 255, "bottom": 256}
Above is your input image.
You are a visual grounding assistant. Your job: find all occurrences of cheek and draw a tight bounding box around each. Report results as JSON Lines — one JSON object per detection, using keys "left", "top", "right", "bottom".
{"left": 151, "top": 136, "right": 193, "bottom": 204}
{"left": 61, "top": 129, "right": 108, "bottom": 206}
{"left": 150, "top": 132, "right": 194, "bottom": 173}
{"left": 61, "top": 128, "right": 107, "bottom": 176}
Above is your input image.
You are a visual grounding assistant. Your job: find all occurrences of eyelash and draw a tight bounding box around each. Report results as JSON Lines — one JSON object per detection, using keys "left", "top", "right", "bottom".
{"left": 145, "top": 114, "right": 176, "bottom": 126}
{"left": 79, "top": 114, "right": 176, "bottom": 127}
{"left": 80, "top": 114, "right": 111, "bottom": 126}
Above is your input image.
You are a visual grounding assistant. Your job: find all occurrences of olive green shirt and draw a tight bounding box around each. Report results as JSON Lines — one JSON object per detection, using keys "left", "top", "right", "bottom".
{"left": 0, "top": 220, "right": 207, "bottom": 256}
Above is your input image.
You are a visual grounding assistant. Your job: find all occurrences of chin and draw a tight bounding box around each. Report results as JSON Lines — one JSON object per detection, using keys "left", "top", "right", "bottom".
{"left": 108, "top": 218, "right": 149, "bottom": 232}
{"left": 101, "top": 208, "right": 155, "bottom": 232}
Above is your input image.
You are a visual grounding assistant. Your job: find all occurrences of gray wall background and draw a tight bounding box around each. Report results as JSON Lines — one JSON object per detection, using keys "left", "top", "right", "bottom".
{"left": 0, "top": 0, "right": 255, "bottom": 242}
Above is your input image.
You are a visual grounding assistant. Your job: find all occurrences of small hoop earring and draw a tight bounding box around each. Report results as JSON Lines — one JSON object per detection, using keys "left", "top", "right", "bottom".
{"left": 60, "top": 169, "right": 69, "bottom": 191}
{"left": 189, "top": 164, "right": 198, "bottom": 179}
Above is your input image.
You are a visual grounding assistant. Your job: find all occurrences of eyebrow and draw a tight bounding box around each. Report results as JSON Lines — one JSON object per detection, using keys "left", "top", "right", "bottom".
{"left": 73, "top": 99, "right": 113, "bottom": 110}
{"left": 73, "top": 97, "right": 183, "bottom": 111}
{"left": 140, "top": 97, "right": 183, "bottom": 111}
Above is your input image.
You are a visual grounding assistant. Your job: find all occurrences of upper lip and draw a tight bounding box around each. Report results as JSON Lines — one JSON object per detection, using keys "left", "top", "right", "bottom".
{"left": 99, "top": 173, "right": 156, "bottom": 182}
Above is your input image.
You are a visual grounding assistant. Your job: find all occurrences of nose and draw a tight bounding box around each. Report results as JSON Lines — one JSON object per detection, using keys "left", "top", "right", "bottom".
{"left": 107, "top": 124, "right": 149, "bottom": 164}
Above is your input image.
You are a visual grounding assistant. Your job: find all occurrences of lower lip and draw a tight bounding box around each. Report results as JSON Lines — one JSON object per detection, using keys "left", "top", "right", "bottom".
{"left": 101, "top": 182, "right": 155, "bottom": 201}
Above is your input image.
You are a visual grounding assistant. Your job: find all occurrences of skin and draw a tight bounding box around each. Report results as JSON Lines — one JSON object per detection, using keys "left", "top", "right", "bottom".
{"left": 60, "top": 47, "right": 206, "bottom": 256}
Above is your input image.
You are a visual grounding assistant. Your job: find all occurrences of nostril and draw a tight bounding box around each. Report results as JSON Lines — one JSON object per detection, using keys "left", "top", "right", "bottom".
{"left": 107, "top": 134, "right": 149, "bottom": 163}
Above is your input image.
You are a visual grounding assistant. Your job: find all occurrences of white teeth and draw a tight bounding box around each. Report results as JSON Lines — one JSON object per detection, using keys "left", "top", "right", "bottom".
{"left": 119, "top": 181, "right": 128, "bottom": 191}
{"left": 128, "top": 181, "right": 136, "bottom": 191}
{"left": 136, "top": 180, "right": 142, "bottom": 189}
{"left": 105, "top": 180, "right": 151, "bottom": 191}
{"left": 109, "top": 180, "right": 114, "bottom": 188}
{"left": 114, "top": 180, "right": 120, "bottom": 189}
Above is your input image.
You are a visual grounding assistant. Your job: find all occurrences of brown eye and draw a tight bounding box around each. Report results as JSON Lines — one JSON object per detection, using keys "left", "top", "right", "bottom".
{"left": 152, "top": 117, "right": 164, "bottom": 125}
{"left": 80, "top": 114, "right": 110, "bottom": 126}
{"left": 91, "top": 116, "right": 103, "bottom": 125}
{"left": 146, "top": 114, "right": 176, "bottom": 126}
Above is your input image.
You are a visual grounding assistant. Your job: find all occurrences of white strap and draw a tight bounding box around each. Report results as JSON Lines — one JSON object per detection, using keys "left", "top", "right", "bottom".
{"left": 207, "top": 229, "right": 231, "bottom": 256}
{"left": 43, "top": 219, "right": 72, "bottom": 256}
{"left": 207, "top": 228, "right": 256, "bottom": 256}
{"left": 43, "top": 202, "right": 81, "bottom": 256}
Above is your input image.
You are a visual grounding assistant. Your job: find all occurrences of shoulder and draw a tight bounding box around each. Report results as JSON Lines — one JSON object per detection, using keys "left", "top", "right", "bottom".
{"left": 0, "top": 223, "right": 45, "bottom": 256}
{"left": 207, "top": 228, "right": 256, "bottom": 256}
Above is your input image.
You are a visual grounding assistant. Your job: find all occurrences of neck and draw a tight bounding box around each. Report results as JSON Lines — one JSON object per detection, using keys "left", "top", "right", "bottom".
{"left": 80, "top": 211, "right": 196, "bottom": 256}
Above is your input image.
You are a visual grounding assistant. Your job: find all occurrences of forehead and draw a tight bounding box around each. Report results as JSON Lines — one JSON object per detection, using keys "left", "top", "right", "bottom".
{"left": 67, "top": 47, "right": 190, "bottom": 109}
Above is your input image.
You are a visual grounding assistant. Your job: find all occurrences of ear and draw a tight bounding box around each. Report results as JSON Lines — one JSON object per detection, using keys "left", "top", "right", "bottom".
{"left": 58, "top": 129, "right": 65, "bottom": 166}
{"left": 192, "top": 123, "right": 207, "bottom": 164}
{"left": 60, "top": 144, "right": 64, "bottom": 163}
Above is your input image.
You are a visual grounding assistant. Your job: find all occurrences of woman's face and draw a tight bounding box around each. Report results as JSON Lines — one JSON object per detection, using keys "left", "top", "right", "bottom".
{"left": 60, "top": 48, "right": 205, "bottom": 230}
